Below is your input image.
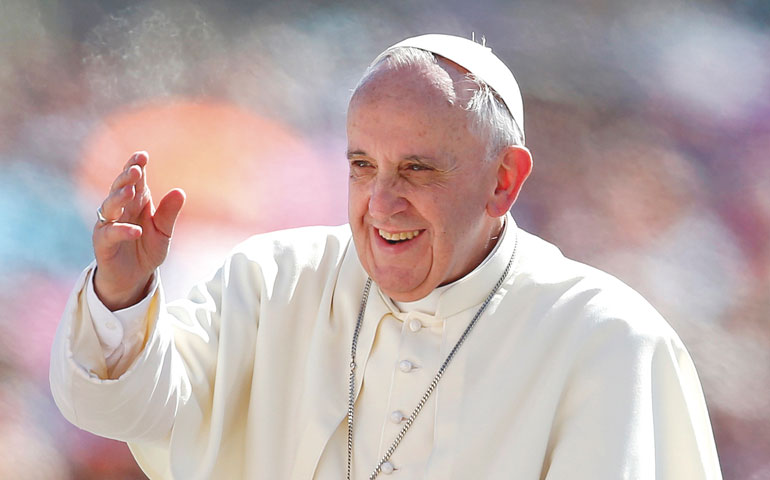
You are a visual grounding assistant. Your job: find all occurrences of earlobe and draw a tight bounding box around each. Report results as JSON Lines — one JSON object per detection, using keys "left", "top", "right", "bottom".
{"left": 486, "top": 146, "right": 533, "bottom": 217}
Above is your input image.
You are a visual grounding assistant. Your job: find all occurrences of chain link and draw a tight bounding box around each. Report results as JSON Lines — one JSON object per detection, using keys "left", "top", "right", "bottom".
{"left": 347, "top": 278, "right": 372, "bottom": 480}
{"left": 347, "top": 233, "right": 517, "bottom": 479}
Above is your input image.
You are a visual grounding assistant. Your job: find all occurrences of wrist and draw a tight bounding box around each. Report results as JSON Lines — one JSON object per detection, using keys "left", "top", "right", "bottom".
{"left": 93, "top": 268, "right": 154, "bottom": 311}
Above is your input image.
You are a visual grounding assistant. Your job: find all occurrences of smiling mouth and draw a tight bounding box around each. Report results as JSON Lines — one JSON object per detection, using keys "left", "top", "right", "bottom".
{"left": 378, "top": 229, "right": 422, "bottom": 244}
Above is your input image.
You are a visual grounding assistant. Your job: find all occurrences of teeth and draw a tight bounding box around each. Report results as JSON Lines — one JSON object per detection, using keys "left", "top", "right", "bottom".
{"left": 379, "top": 229, "right": 421, "bottom": 241}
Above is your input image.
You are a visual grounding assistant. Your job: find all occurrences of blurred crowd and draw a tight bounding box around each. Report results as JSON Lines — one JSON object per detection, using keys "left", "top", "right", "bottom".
{"left": 1, "top": 0, "right": 768, "bottom": 478}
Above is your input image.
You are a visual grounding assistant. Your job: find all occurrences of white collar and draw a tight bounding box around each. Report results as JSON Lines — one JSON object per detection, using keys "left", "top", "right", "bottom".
{"left": 390, "top": 215, "right": 513, "bottom": 317}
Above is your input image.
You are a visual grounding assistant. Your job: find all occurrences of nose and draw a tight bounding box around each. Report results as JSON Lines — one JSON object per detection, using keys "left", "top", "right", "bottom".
{"left": 368, "top": 174, "right": 408, "bottom": 221}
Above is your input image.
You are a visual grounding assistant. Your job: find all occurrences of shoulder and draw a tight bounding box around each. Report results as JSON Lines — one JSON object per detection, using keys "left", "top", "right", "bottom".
{"left": 512, "top": 229, "right": 680, "bottom": 349}
{"left": 218, "top": 224, "right": 353, "bottom": 291}
{"left": 230, "top": 224, "right": 352, "bottom": 264}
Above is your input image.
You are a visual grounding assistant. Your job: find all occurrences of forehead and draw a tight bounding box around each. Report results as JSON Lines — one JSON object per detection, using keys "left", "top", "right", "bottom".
{"left": 350, "top": 57, "right": 475, "bottom": 111}
{"left": 349, "top": 65, "right": 472, "bottom": 137}
{"left": 346, "top": 63, "right": 485, "bottom": 164}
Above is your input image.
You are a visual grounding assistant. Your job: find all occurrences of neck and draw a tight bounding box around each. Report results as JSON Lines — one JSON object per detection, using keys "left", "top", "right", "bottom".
{"left": 440, "top": 215, "right": 505, "bottom": 288}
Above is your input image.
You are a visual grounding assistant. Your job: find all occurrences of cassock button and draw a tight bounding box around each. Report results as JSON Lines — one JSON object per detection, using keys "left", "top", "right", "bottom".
{"left": 408, "top": 318, "right": 422, "bottom": 332}
{"left": 381, "top": 461, "right": 395, "bottom": 475}
{"left": 390, "top": 410, "right": 405, "bottom": 424}
{"left": 398, "top": 360, "right": 414, "bottom": 373}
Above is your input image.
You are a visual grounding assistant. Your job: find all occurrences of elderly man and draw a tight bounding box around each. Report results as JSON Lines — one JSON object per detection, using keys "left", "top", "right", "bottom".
{"left": 50, "top": 34, "right": 722, "bottom": 479}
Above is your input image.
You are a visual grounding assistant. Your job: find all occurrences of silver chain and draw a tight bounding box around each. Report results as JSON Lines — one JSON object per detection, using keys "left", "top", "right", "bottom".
{"left": 346, "top": 234, "right": 517, "bottom": 479}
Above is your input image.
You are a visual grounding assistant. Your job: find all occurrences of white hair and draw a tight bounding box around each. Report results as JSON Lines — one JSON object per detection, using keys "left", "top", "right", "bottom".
{"left": 353, "top": 46, "right": 525, "bottom": 162}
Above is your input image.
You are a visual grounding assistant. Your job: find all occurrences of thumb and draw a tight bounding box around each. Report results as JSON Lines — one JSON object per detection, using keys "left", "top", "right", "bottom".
{"left": 154, "top": 188, "right": 186, "bottom": 237}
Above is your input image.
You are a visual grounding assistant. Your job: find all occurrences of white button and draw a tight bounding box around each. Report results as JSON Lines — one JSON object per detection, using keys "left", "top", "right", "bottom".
{"left": 408, "top": 318, "right": 422, "bottom": 332}
{"left": 381, "top": 461, "right": 395, "bottom": 474}
{"left": 389, "top": 410, "right": 405, "bottom": 424}
{"left": 398, "top": 360, "right": 413, "bottom": 373}
{"left": 106, "top": 321, "right": 118, "bottom": 330}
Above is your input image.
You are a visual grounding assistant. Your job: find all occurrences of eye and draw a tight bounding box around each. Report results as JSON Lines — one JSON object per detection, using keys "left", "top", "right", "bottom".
{"left": 349, "top": 159, "right": 376, "bottom": 179}
{"left": 350, "top": 159, "right": 373, "bottom": 169}
{"left": 405, "top": 163, "right": 432, "bottom": 172}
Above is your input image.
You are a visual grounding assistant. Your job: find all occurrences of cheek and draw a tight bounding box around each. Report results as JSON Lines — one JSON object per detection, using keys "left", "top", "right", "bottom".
{"left": 426, "top": 199, "right": 482, "bottom": 254}
{"left": 423, "top": 195, "right": 470, "bottom": 232}
{"left": 347, "top": 183, "right": 367, "bottom": 217}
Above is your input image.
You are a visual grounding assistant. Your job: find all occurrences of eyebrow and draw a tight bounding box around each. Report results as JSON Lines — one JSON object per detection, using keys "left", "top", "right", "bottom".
{"left": 346, "top": 150, "right": 367, "bottom": 159}
{"left": 347, "top": 150, "right": 446, "bottom": 170}
{"left": 404, "top": 154, "right": 436, "bottom": 164}
{"left": 346, "top": 150, "right": 447, "bottom": 168}
{"left": 405, "top": 155, "right": 453, "bottom": 172}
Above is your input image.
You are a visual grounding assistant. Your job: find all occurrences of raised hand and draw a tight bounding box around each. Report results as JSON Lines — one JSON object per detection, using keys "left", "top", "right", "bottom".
{"left": 92, "top": 151, "right": 186, "bottom": 310}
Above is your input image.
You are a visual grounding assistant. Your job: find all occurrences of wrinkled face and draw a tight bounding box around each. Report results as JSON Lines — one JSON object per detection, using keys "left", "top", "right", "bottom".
{"left": 347, "top": 62, "right": 503, "bottom": 302}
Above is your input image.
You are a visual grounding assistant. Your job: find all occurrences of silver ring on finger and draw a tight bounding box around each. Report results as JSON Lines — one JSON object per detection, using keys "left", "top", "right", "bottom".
{"left": 96, "top": 206, "right": 112, "bottom": 224}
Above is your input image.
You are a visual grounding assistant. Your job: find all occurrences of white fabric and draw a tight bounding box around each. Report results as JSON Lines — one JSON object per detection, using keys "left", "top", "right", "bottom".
{"left": 50, "top": 216, "right": 723, "bottom": 479}
{"left": 87, "top": 271, "right": 157, "bottom": 376}
{"left": 388, "top": 34, "right": 525, "bottom": 138}
{"left": 393, "top": 216, "right": 505, "bottom": 316}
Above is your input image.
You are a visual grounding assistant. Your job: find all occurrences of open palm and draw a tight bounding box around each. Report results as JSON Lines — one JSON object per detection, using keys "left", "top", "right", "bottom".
{"left": 92, "top": 151, "right": 185, "bottom": 310}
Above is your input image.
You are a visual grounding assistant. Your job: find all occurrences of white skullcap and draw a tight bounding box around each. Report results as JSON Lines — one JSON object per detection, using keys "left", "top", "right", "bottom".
{"left": 386, "top": 33, "right": 524, "bottom": 140}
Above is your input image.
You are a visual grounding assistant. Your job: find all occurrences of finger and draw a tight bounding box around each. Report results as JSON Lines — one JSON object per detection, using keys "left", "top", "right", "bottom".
{"left": 94, "top": 222, "right": 143, "bottom": 251}
{"left": 121, "top": 152, "right": 151, "bottom": 218}
{"left": 123, "top": 150, "right": 149, "bottom": 171}
{"left": 99, "top": 184, "right": 136, "bottom": 223}
{"left": 135, "top": 157, "right": 149, "bottom": 198}
{"left": 153, "top": 188, "right": 186, "bottom": 237}
{"left": 109, "top": 164, "right": 142, "bottom": 194}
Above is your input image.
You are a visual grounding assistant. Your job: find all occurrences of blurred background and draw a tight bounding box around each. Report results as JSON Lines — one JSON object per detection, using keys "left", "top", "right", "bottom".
{"left": 1, "top": 0, "right": 768, "bottom": 478}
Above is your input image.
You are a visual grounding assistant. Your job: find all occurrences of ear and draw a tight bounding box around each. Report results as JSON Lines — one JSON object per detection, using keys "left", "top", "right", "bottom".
{"left": 486, "top": 145, "right": 533, "bottom": 217}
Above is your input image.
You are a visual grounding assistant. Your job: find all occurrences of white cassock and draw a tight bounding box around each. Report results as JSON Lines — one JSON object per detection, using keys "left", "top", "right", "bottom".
{"left": 49, "top": 214, "right": 722, "bottom": 479}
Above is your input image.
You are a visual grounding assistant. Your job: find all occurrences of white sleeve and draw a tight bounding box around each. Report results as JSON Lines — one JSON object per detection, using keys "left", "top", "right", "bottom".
{"left": 86, "top": 269, "right": 158, "bottom": 376}
{"left": 49, "top": 261, "right": 186, "bottom": 447}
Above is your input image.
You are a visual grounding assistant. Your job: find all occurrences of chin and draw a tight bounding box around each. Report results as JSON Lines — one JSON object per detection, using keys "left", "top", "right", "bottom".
{"left": 376, "top": 276, "right": 433, "bottom": 302}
